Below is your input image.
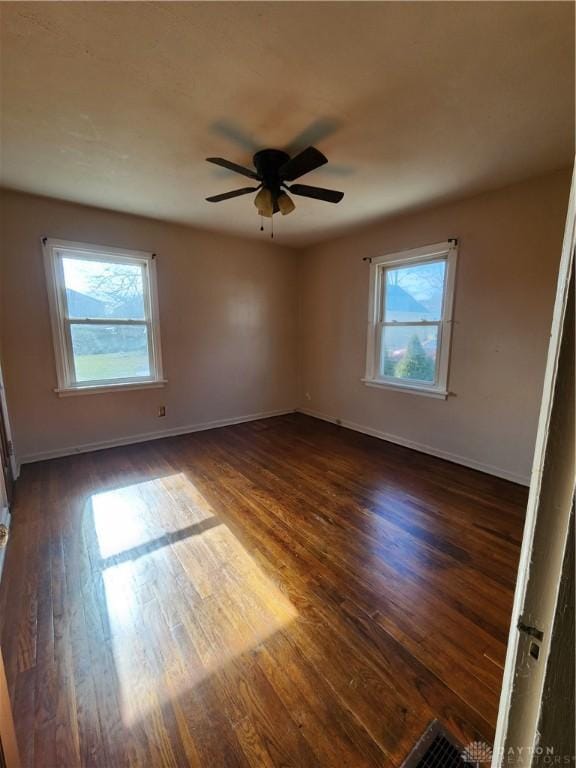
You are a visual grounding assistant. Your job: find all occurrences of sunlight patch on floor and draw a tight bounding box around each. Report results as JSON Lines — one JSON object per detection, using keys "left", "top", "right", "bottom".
{"left": 90, "top": 472, "right": 297, "bottom": 726}
{"left": 92, "top": 483, "right": 152, "bottom": 559}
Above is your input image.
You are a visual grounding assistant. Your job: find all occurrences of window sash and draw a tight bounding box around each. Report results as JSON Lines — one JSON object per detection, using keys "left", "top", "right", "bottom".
{"left": 380, "top": 320, "right": 441, "bottom": 327}
{"left": 43, "top": 239, "right": 164, "bottom": 392}
{"left": 64, "top": 318, "right": 147, "bottom": 325}
{"left": 64, "top": 320, "right": 156, "bottom": 387}
{"left": 376, "top": 320, "right": 443, "bottom": 387}
{"left": 379, "top": 255, "right": 447, "bottom": 324}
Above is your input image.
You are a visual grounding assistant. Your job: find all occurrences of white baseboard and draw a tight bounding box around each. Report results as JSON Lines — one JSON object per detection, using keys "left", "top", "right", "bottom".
{"left": 19, "top": 408, "right": 295, "bottom": 465}
{"left": 17, "top": 406, "right": 531, "bottom": 486}
{"left": 297, "top": 407, "right": 530, "bottom": 486}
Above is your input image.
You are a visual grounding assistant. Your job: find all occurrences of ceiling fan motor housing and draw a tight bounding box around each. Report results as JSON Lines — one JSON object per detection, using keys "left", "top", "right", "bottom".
{"left": 253, "top": 149, "right": 290, "bottom": 196}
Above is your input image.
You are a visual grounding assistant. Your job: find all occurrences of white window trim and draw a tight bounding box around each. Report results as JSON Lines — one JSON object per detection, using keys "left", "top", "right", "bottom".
{"left": 363, "top": 240, "right": 458, "bottom": 399}
{"left": 42, "top": 238, "right": 166, "bottom": 396}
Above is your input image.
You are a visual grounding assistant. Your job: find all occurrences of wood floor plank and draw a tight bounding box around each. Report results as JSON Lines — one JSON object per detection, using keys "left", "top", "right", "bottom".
{"left": 0, "top": 414, "right": 525, "bottom": 767}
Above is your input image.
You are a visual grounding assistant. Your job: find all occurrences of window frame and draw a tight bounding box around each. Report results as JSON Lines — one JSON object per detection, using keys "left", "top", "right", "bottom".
{"left": 363, "top": 240, "right": 458, "bottom": 399}
{"left": 43, "top": 238, "right": 166, "bottom": 396}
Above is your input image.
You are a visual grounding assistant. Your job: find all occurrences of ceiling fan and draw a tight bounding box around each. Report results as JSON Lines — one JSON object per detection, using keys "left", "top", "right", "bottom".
{"left": 205, "top": 147, "right": 344, "bottom": 219}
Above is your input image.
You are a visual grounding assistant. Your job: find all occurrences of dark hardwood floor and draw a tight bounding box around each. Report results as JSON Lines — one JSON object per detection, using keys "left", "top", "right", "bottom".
{"left": 0, "top": 414, "right": 527, "bottom": 767}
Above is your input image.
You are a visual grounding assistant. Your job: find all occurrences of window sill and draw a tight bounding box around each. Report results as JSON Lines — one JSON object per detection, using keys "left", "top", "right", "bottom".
{"left": 55, "top": 380, "right": 167, "bottom": 397}
{"left": 361, "top": 378, "right": 449, "bottom": 399}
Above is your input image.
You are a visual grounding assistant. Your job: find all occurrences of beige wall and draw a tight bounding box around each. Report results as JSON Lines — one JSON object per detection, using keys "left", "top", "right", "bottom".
{"left": 0, "top": 170, "right": 570, "bottom": 481}
{"left": 297, "top": 168, "right": 571, "bottom": 484}
{"left": 0, "top": 191, "right": 298, "bottom": 462}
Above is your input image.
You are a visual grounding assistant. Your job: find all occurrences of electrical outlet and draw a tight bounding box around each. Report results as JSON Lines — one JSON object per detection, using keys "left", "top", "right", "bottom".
{"left": 158, "top": 405, "right": 166, "bottom": 417}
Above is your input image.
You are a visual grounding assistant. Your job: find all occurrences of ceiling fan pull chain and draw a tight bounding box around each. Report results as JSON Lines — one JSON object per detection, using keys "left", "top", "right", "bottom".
{"left": 260, "top": 214, "right": 264, "bottom": 232}
{"left": 271, "top": 215, "right": 274, "bottom": 239}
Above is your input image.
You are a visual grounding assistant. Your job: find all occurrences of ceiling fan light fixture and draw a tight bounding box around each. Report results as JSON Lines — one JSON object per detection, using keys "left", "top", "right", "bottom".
{"left": 277, "top": 192, "right": 295, "bottom": 216}
{"left": 254, "top": 187, "right": 273, "bottom": 217}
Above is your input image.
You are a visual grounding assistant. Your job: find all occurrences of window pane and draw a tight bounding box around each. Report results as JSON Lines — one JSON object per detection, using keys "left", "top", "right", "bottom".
{"left": 70, "top": 324, "right": 151, "bottom": 382}
{"left": 62, "top": 256, "right": 146, "bottom": 319}
{"left": 381, "top": 325, "right": 438, "bottom": 383}
{"left": 383, "top": 259, "right": 446, "bottom": 322}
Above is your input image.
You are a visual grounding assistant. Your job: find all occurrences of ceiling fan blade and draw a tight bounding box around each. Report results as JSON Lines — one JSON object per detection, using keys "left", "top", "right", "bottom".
{"left": 279, "top": 147, "right": 328, "bottom": 181}
{"left": 206, "top": 186, "right": 259, "bottom": 203}
{"left": 288, "top": 184, "right": 344, "bottom": 203}
{"left": 206, "top": 157, "right": 259, "bottom": 180}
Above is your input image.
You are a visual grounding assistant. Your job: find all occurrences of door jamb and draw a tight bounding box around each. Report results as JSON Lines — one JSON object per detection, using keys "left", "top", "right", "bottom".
{"left": 492, "top": 163, "right": 575, "bottom": 764}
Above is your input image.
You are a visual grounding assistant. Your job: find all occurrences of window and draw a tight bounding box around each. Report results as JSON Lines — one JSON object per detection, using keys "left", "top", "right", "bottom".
{"left": 43, "top": 239, "right": 165, "bottom": 395}
{"left": 364, "top": 240, "right": 457, "bottom": 398}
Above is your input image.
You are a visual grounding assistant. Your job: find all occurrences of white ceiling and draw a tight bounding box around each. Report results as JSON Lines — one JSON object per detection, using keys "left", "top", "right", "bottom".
{"left": 1, "top": 2, "right": 573, "bottom": 246}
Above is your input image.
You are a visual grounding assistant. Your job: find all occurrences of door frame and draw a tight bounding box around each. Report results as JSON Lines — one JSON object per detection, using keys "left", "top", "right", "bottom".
{"left": 492, "top": 163, "right": 575, "bottom": 765}
{"left": 0, "top": 649, "right": 20, "bottom": 768}
{"left": 0, "top": 362, "right": 16, "bottom": 506}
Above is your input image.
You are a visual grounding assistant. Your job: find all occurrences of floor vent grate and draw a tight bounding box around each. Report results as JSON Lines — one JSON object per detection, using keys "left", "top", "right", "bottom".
{"left": 401, "top": 720, "right": 468, "bottom": 768}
